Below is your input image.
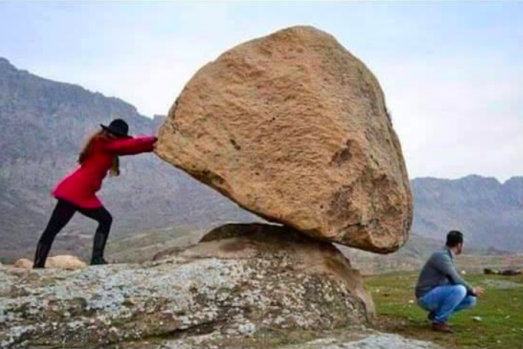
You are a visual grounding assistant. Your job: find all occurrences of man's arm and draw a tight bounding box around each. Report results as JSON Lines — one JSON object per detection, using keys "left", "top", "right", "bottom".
{"left": 434, "top": 252, "right": 476, "bottom": 296}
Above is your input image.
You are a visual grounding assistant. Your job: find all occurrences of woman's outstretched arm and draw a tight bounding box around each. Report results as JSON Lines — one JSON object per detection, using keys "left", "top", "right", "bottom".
{"left": 104, "top": 136, "right": 157, "bottom": 156}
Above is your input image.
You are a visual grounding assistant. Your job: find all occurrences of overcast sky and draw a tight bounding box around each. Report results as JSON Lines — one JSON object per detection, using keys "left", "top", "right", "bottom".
{"left": 1, "top": 1, "right": 522, "bottom": 181}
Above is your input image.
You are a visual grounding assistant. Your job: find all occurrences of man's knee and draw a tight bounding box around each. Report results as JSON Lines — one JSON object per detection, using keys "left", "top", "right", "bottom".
{"left": 453, "top": 285, "right": 467, "bottom": 298}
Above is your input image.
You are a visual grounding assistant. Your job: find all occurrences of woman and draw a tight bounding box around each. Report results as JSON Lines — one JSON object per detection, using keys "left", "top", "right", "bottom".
{"left": 33, "top": 119, "right": 157, "bottom": 268}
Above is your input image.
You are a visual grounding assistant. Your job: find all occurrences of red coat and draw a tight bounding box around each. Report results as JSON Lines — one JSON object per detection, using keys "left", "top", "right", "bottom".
{"left": 52, "top": 136, "right": 157, "bottom": 209}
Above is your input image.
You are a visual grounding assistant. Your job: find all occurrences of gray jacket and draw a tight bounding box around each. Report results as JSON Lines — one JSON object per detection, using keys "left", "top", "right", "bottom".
{"left": 415, "top": 247, "right": 475, "bottom": 299}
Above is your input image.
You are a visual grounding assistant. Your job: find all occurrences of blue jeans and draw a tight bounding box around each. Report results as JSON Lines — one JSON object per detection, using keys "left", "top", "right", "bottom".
{"left": 418, "top": 285, "right": 477, "bottom": 324}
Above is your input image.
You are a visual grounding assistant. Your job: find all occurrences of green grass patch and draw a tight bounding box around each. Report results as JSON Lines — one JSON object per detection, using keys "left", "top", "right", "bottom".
{"left": 366, "top": 272, "right": 523, "bottom": 349}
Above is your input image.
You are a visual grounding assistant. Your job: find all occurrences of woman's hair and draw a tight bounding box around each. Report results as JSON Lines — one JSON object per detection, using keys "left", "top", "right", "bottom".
{"left": 78, "top": 129, "right": 120, "bottom": 177}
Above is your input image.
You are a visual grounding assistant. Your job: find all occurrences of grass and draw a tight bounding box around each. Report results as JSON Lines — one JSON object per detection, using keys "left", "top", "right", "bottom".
{"left": 366, "top": 271, "right": 523, "bottom": 349}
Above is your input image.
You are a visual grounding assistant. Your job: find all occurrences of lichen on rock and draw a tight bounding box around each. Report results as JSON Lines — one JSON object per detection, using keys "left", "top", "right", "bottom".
{"left": 0, "top": 223, "right": 374, "bottom": 349}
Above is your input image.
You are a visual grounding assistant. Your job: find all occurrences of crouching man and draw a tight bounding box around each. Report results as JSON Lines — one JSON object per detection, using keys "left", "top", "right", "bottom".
{"left": 415, "top": 230, "right": 485, "bottom": 333}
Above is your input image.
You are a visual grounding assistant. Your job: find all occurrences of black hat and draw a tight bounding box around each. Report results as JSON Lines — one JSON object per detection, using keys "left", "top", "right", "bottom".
{"left": 100, "top": 119, "right": 131, "bottom": 138}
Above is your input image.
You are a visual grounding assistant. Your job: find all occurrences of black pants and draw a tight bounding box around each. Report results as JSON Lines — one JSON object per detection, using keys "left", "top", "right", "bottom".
{"left": 34, "top": 199, "right": 113, "bottom": 267}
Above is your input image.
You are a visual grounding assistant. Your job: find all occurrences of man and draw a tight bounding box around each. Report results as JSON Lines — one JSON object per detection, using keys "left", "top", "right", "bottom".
{"left": 415, "top": 230, "right": 485, "bottom": 333}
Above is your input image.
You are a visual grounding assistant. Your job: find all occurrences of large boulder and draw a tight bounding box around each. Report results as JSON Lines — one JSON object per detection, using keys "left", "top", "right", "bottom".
{"left": 155, "top": 26, "right": 412, "bottom": 253}
{"left": 0, "top": 223, "right": 373, "bottom": 349}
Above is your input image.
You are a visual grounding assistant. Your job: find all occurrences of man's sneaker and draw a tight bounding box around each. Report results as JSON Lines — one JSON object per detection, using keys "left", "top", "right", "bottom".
{"left": 432, "top": 322, "right": 453, "bottom": 333}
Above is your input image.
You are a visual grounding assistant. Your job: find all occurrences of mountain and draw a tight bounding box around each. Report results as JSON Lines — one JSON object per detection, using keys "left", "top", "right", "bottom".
{"left": 0, "top": 57, "right": 259, "bottom": 262}
{"left": 0, "top": 57, "right": 522, "bottom": 263}
{"left": 412, "top": 175, "right": 523, "bottom": 252}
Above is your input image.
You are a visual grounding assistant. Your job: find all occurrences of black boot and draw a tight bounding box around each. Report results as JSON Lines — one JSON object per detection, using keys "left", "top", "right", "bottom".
{"left": 91, "top": 232, "right": 108, "bottom": 265}
{"left": 33, "top": 241, "right": 52, "bottom": 269}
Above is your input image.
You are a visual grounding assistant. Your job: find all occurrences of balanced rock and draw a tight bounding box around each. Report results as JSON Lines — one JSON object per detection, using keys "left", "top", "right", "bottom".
{"left": 156, "top": 26, "right": 412, "bottom": 253}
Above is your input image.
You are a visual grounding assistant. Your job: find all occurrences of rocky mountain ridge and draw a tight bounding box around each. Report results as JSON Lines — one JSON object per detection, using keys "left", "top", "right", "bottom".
{"left": 412, "top": 175, "right": 523, "bottom": 252}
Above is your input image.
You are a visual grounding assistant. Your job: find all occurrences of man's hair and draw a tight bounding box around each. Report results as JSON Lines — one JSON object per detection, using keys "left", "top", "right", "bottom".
{"left": 446, "top": 230, "right": 464, "bottom": 247}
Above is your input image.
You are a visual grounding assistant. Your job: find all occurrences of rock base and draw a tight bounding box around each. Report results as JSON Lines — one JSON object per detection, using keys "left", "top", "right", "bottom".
{"left": 1, "top": 223, "right": 373, "bottom": 349}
